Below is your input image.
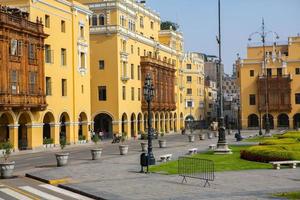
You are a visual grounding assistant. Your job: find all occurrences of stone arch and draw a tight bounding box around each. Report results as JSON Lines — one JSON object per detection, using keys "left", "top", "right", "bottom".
{"left": 121, "top": 113, "right": 128, "bottom": 136}
{"left": 180, "top": 112, "right": 184, "bottom": 129}
{"left": 160, "top": 112, "right": 164, "bottom": 132}
{"left": 130, "top": 113, "right": 136, "bottom": 138}
{"left": 59, "top": 112, "right": 70, "bottom": 142}
{"left": 143, "top": 112, "right": 148, "bottom": 131}
{"left": 277, "top": 113, "right": 289, "bottom": 128}
{"left": 0, "top": 112, "right": 15, "bottom": 143}
{"left": 174, "top": 113, "right": 178, "bottom": 132}
{"left": 137, "top": 113, "right": 143, "bottom": 133}
{"left": 18, "top": 112, "right": 32, "bottom": 150}
{"left": 263, "top": 114, "right": 274, "bottom": 129}
{"left": 169, "top": 113, "right": 173, "bottom": 131}
{"left": 43, "top": 112, "right": 55, "bottom": 142}
{"left": 94, "top": 113, "right": 113, "bottom": 139}
{"left": 155, "top": 112, "right": 159, "bottom": 132}
{"left": 293, "top": 113, "right": 300, "bottom": 129}
{"left": 248, "top": 114, "right": 259, "bottom": 128}
{"left": 78, "top": 112, "right": 89, "bottom": 141}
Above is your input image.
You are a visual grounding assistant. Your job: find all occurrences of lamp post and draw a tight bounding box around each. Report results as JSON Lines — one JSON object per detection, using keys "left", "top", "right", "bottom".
{"left": 143, "top": 73, "right": 155, "bottom": 173}
{"left": 234, "top": 100, "right": 241, "bottom": 140}
{"left": 214, "top": 0, "right": 231, "bottom": 154}
{"left": 248, "top": 19, "right": 279, "bottom": 136}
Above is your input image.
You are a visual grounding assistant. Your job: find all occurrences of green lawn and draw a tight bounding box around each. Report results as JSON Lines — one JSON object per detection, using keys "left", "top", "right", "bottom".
{"left": 274, "top": 191, "right": 300, "bottom": 200}
{"left": 150, "top": 145, "right": 272, "bottom": 174}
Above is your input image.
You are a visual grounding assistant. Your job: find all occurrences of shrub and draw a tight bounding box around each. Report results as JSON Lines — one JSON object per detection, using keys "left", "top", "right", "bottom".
{"left": 278, "top": 132, "right": 300, "bottom": 139}
{"left": 2, "top": 142, "right": 13, "bottom": 162}
{"left": 240, "top": 145, "right": 300, "bottom": 162}
{"left": 79, "top": 135, "right": 86, "bottom": 141}
{"left": 43, "top": 138, "right": 54, "bottom": 145}
{"left": 259, "top": 138, "right": 298, "bottom": 145}
{"left": 121, "top": 132, "right": 127, "bottom": 144}
{"left": 60, "top": 137, "right": 67, "bottom": 150}
{"left": 92, "top": 134, "right": 100, "bottom": 144}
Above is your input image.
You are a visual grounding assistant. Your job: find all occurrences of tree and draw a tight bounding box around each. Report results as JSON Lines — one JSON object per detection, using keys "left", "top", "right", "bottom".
{"left": 160, "top": 21, "right": 179, "bottom": 31}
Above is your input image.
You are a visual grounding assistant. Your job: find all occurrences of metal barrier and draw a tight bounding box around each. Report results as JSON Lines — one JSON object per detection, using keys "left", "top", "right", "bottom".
{"left": 178, "top": 157, "right": 214, "bottom": 187}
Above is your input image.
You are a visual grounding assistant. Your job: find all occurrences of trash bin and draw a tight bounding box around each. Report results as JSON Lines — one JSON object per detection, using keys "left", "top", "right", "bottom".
{"left": 140, "top": 153, "right": 148, "bottom": 167}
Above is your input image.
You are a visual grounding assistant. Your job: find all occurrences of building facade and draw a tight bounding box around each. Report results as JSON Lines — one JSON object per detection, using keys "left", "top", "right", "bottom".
{"left": 204, "top": 78, "right": 218, "bottom": 125}
{"left": 236, "top": 36, "right": 300, "bottom": 129}
{"left": 77, "top": 0, "right": 185, "bottom": 137}
{"left": 1, "top": 0, "right": 92, "bottom": 150}
{"left": 179, "top": 52, "right": 205, "bottom": 127}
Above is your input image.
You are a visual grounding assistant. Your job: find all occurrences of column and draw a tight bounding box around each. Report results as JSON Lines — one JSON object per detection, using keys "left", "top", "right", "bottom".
{"left": 8, "top": 124, "right": 19, "bottom": 150}
{"left": 27, "top": 123, "right": 43, "bottom": 150}
{"left": 50, "top": 123, "right": 59, "bottom": 145}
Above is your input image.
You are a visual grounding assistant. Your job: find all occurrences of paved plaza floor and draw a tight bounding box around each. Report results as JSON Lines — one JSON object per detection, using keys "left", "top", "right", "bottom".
{"left": 25, "top": 130, "right": 300, "bottom": 200}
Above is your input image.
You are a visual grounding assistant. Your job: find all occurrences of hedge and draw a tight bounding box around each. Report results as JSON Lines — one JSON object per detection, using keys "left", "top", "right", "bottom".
{"left": 240, "top": 144, "right": 300, "bottom": 162}
{"left": 259, "top": 138, "right": 298, "bottom": 145}
{"left": 278, "top": 132, "right": 300, "bottom": 139}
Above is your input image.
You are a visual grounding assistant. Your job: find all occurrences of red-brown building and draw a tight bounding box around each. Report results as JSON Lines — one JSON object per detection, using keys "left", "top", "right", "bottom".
{"left": 0, "top": 6, "right": 48, "bottom": 112}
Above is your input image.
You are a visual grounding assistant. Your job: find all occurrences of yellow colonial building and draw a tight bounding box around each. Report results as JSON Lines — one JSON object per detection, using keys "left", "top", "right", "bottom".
{"left": 1, "top": 0, "right": 92, "bottom": 150}
{"left": 77, "top": 0, "right": 187, "bottom": 138}
{"left": 236, "top": 36, "right": 300, "bottom": 130}
{"left": 179, "top": 52, "right": 205, "bottom": 125}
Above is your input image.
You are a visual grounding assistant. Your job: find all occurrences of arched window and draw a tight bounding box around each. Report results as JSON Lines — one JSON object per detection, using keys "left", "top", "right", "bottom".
{"left": 99, "top": 15, "right": 105, "bottom": 25}
{"left": 92, "top": 15, "right": 97, "bottom": 26}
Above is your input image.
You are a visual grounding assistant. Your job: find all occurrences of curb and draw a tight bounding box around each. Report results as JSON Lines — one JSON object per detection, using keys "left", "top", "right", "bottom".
{"left": 25, "top": 173, "right": 70, "bottom": 185}
{"left": 58, "top": 184, "right": 106, "bottom": 200}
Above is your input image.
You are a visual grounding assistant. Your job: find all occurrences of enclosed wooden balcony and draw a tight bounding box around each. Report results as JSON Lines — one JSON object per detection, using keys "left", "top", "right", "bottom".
{"left": 0, "top": 93, "right": 47, "bottom": 111}
{"left": 257, "top": 74, "right": 292, "bottom": 112}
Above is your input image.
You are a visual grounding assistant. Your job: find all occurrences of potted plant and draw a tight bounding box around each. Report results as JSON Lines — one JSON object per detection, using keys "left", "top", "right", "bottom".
{"left": 119, "top": 132, "right": 129, "bottom": 155}
{"left": 140, "top": 141, "right": 148, "bottom": 152}
{"left": 158, "top": 132, "right": 166, "bottom": 148}
{"left": 0, "top": 142, "right": 14, "bottom": 179}
{"left": 55, "top": 137, "right": 69, "bottom": 167}
{"left": 78, "top": 135, "right": 86, "bottom": 144}
{"left": 199, "top": 133, "right": 205, "bottom": 140}
{"left": 91, "top": 134, "right": 102, "bottom": 160}
{"left": 43, "top": 138, "right": 54, "bottom": 148}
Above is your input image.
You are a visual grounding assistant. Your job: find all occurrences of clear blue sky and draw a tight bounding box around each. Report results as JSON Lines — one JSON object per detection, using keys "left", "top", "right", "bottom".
{"left": 147, "top": 0, "right": 300, "bottom": 74}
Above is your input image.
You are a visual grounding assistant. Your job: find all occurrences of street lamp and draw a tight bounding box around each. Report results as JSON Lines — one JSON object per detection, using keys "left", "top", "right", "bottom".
{"left": 214, "top": 0, "right": 231, "bottom": 154}
{"left": 143, "top": 73, "right": 155, "bottom": 172}
{"left": 248, "top": 18, "right": 279, "bottom": 136}
{"left": 234, "top": 100, "right": 242, "bottom": 141}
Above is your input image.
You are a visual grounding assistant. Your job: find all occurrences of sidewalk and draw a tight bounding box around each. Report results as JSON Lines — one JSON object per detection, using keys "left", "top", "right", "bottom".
{"left": 25, "top": 130, "right": 300, "bottom": 200}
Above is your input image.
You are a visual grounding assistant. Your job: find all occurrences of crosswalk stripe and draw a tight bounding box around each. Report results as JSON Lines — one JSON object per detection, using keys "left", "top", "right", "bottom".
{"left": 0, "top": 197, "right": 5, "bottom": 200}
{"left": 0, "top": 188, "right": 33, "bottom": 200}
{"left": 39, "top": 184, "right": 93, "bottom": 200}
{"left": 19, "top": 186, "right": 63, "bottom": 200}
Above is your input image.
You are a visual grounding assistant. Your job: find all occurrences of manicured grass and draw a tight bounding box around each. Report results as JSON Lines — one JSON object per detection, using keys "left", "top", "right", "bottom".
{"left": 149, "top": 145, "right": 271, "bottom": 174}
{"left": 244, "top": 135, "right": 279, "bottom": 143}
{"left": 274, "top": 191, "right": 300, "bottom": 199}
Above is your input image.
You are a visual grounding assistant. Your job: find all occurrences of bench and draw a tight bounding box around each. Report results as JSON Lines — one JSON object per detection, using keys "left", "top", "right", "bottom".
{"left": 160, "top": 154, "right": 172, "bottom": 162}
{"left": 209, "top": 144, "right": 216, "bottom": 150}
{"left": 269, "top": 160, "right": 300, "bottom": 170}
{"left": 188, "top": 148, "right": 198, "bottom": 155}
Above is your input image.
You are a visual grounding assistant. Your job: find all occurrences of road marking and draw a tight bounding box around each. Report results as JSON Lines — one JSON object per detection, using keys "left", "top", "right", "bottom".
{"left": 39, "top": 184, "right": 93, "bottom": 200}
{"left": 19, "top": 186, "right": 63, "bottom": 200}
{"left": 0, "top": 197, "right": 4, "bottom": 200}
{"left": 0, "top": 188, "right": 33, "bottom": 200}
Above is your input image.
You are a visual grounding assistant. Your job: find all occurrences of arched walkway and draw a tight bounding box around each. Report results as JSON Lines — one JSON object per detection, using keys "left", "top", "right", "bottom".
{"left": 248, "top": 114, "right": 259, "bottom": 128}
{"left": 79, "top": 112, "right": 89, "bottom": 140}
{"left": 121, "top": 113, "right": 128, "bottom": 136}
{"left": 43, "top": 112, "right": 55, "bottom": 143}
{"left": 165, "top": 113, "right": 169, "bottom": 133}
{"left": 155, "top": 113, "right": 159, "bottom": 131}
{"left": 180, "top": 113, "right": 184, "bottom": 129}
{"left": 174, "top": 113, "right": 177, "bottom": 132}
{"left": 143, "top": 113, "right": 148, "bottom": 131}
{"left": 18, "top": 112, "right": 32, "bottom": 150}
{"left": 277, "top": 113, "right": 289, "bottom": 128}
{"left": 59, "top": 112, "right": 70, "bottom": 142}
{"left": 94, "top": 113, "right": 113, "bottom": 139}
{"left": 263, "top": 114, "right": 274, "bottom": 129}
{"left": 137, "top": 113, "right": 143, "bottom": 133}
{"left": 0, "top": 113, "right": 14, "bottom": 143}
{"left": 130, "top": 113, "right": 136, "bottom": 137}
{"left": 169, "top": 113, "right": 173, "bottom": 131}
{"left": 293, "top": 113, "right": 300, "bottom": 129}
